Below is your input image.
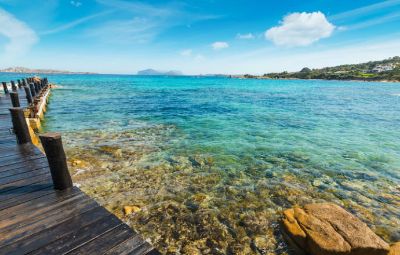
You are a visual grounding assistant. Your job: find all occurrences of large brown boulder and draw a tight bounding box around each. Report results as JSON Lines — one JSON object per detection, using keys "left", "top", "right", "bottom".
{"left": 389, "top": 242, "right": 400, "bottom": 255}
{"left": 281, "top": 203, "right": 390, "bottom": 255}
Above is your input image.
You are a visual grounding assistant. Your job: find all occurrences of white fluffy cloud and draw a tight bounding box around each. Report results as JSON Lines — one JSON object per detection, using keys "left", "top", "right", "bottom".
{"left": 0, "top": 8, "right": 38, "bottom": 58}
{"left": 212, "top": 41, "right": 229, "bottom": 50}
{"left": 265, "top": 11, "right": 335, "bottom": 47}
{"left": 236, "top": 33, "right": 255, "bottom": 40}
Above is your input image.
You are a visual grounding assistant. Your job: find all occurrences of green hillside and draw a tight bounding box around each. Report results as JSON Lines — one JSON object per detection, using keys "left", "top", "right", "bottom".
{"left": 251, "top": 56, "right": 400, "bottom": 82}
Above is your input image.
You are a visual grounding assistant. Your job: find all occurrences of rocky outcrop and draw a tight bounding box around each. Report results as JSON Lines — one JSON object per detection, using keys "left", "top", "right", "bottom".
{"left": 389, "top": 242, "right": 400, "bottom": 255}
{"left": 281, "top": 203, "right": 390, "bottom": 255}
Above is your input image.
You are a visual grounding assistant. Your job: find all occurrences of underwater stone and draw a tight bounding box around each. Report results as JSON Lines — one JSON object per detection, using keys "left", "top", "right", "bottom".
{"left": 124, "top": 205, "right": 141, "bottom": 215}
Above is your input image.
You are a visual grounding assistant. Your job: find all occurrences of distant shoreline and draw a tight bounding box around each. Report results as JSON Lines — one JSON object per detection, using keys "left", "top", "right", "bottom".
{"left": 231, "top": 76, "right": 400, "bottom": 83}
{"left": 0, "top": 71, "right": 97, "bottom": 75}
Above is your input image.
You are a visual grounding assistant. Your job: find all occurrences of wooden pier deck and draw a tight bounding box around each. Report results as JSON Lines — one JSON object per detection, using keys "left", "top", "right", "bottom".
{"left": 0, "top": 83, "right": 159, "bottom": 254}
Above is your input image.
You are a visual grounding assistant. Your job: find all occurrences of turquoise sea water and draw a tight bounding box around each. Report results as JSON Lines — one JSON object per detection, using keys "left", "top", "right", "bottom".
{"left": 1, "top": 73, "right": 400, "bottom": 254}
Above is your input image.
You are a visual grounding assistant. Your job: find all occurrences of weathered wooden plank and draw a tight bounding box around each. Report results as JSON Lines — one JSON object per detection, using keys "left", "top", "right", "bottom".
{"left": 0, "top": 159, "right": 48, "bottom": 181}
{"left": 0, "top": 154, "right": 46, "bottom": 168}
{"left": 0, "top": 173, "right": 52, "bottom": 194}
{"left": 0, "top": 158, "right": 48, "bottom": 178}
{"left": 0, "top": 192, "right": 86, "bottom": 231}
{"left": 0, "top": 195, "right": 97, "bottom": 247}
{"left": 0, "top": 187, "right": 80, "bottom": 220}
{"left": 145, "top": 249, "right": 162, "bottom": 255}
{"left": 0, "top": 144, "right": 43, "bottom": 159}
{"left": 126, "top": 242, "right": 159, "bottom": 255}
{"left": 0, "top": 165, "right": 48, "bottom": 181}
{"left": 0, "top": 169, "right": 50, "bottom": 189}
{"left": 103, "top": 234, "right": 155, "bottom": 255}
{"left": 29, "top": 214, "right": 123, "bottom": 255}
{"left": 66, "top": 224, "right": 135, "bottom": 255}
{"left": 0, "top": 184, "right": 54, "bottom": 211}
{"left": 0, "top": 178, "right": 53, "bottom": 202}
{"left": 1, "top": 206, "right": 109, "bottom": 255}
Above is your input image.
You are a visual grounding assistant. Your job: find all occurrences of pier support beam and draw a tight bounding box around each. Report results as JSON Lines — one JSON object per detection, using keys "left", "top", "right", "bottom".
{"left": 10, "top": 92, "right": 20, "bottom": 107}
{"left": 34, "top": 82, "right": 40, "bottom": 94}
{"left": 29, "top": 83, "right": 36, "bottom": 97}
{"left": 39, "top": 133, "right": 73, "bottom": 190}
{"left": 9, "top": 107, "right": 32, "bottom": 144}
{"left": 24, "top": 86, "right": 33, "bottom": 105}
{"left": 2, "top": 82, "right": 8, "bottom": 94}
{"left": 11, "top": 81, "right": 17, "bottom": 91}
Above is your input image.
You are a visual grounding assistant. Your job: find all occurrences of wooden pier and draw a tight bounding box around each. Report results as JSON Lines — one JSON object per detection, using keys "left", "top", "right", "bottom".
{"left": 0, "top": 78, "right": 159, "bottom": 255}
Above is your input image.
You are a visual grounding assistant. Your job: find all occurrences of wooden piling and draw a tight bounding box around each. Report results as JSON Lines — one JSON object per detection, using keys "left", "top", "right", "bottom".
{"left": 9, "top": 107, "right": 32, "bottom": 144}
{"left": 24, "top": 86, "right": 33, "bottom": 105}
{"left": 17, "top": 79, "right": 22, "bottom": 88}
{"left": 39, "top": 133, "right": 73, "bottom": 190}
{"left": 11, "top": 81, "right": 17, "bottom": 91}
{"left": 29, "top": 83, "right": 36, "bottom": 97}
{"left": 34, "top": 82, "right": 40, "bottom": 94}
{"left": 10, "top": 92, "right": 20, "bottom": 107}
{"left": 2, "top": 82, "right": 8, "bottom": 94}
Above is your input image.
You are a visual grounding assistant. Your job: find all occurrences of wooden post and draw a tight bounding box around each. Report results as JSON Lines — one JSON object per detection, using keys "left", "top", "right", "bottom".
{"left": 2, "top": 82, "right": 8, "bottom": 94}
{"left": 9, "top": 107, "right": 32, "bottom": 144}
{"left": 34, "top": 82, "right": 40, "bottom": 94}
{"left": 29, "top": 83, "right": 36, "bottom": 97}
{"left": 11, "top": 81, "right": 17, "bottom": 91}
{"left": 39, "top": 133, "right": 73, "bottom": 190}
{"left": 17, "top": 79, "right": 22, "bottom": 89}
{"left": 24, "top": 86, "right": 33, "bottom": 105}
{"left": 10, "top": 92, "right": 20, "bottom": 107}
{"left": 22, "top": 79, "right": 27, "bottom": 87}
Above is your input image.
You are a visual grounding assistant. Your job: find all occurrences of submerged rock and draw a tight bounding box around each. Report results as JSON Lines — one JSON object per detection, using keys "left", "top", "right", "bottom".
{"left": 124, "top": 205, "right": 141, "bottom": 215}
{"left": 281, "top": 203, "right": 390, "bottom": 255}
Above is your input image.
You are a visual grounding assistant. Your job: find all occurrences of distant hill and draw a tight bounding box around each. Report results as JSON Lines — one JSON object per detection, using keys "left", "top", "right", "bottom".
{"left": 239, "top": 56, "right": 400, "bottom": 82}
{"left": 137, "top": 69, "right": 183, "bottom": 76}
{"left": 0, "top": 67, "right": 96, "bottom": 74}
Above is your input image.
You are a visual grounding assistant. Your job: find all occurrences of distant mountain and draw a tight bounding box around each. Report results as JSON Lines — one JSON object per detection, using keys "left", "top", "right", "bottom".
{"left": 0, "top": 67, "right": 96, "bottom": 74}
{"left": 137, "top": 69, "right": 183, "bottom": 76}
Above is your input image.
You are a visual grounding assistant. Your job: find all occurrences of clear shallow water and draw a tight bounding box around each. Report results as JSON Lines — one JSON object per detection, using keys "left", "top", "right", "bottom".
{"left": 2, "top": 73, "right": 400, "bottom": 254}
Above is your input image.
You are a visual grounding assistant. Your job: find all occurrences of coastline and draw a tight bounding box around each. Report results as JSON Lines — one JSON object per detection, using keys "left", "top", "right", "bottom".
{"left": 231, "top": 76, "right": 400, "bottom": 83}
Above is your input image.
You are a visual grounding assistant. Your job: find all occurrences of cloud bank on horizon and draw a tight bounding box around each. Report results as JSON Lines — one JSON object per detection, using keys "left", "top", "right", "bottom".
{"left": 0, "top": 0, "right": 399, "bottom": 74}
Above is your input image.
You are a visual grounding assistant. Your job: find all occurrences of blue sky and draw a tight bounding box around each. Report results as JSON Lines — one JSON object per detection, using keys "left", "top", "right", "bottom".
{"left": 0, "top": 0, "right": 400, "bottom": 74}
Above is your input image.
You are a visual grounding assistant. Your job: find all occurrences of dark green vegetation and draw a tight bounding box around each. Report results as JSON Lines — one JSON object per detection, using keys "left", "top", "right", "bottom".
{"left": 245, "top": 56, "right": 400, "bottom": 82}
